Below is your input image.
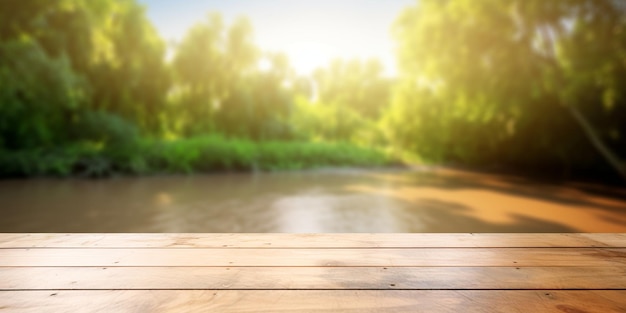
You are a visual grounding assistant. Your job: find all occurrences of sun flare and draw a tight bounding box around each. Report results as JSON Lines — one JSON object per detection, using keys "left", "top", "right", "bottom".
{"left": 283, "top": 41, "right": 339, "bottom": 74}
{"left": 141, "top": 0, "right": 412, "bottom": 76}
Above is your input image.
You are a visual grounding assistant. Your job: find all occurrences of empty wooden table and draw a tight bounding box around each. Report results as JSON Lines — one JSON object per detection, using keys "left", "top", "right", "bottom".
{"left": 0, "top": 233, "right": 625, "bottom": 312}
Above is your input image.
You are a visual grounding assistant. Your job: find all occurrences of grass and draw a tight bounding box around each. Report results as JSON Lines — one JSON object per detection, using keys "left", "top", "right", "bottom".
{"left": 0, "top": 134, "right": 399, "bottom": 178}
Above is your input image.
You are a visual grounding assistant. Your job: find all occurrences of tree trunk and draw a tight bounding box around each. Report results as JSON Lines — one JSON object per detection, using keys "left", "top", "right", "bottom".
{"left": 567, "top": 105, "right": 626, "bottom": 181}
{"left": 539, "top": 22, "right": 626, "bottom": 181}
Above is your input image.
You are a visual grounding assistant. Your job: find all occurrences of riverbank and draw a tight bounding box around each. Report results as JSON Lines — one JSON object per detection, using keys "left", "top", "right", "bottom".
{"left": 2, "top": 167, "right": 625, "bottom": 232}
{"left": 0, "top": 135, "right": 399, "bottom": 178}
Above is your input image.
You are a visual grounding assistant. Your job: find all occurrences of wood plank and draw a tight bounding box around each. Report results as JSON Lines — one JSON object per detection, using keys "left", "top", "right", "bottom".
{"left": 1, "top": 248, "right": 625, "bottom": 267}
{"left": 1, "top": 266, "right": 625, "bottom": 290}
{"left": 580, "top": 233, "right": 626, "bottom": 247}
{"left": 1, "top": 233, "right": 624, "bottom": 248}
{"left": 1, "top": 290, "right": 625, "bottom": 313}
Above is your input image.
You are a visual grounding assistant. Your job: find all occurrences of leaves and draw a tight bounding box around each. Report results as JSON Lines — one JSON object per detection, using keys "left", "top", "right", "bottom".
{"left": 389, "top": 0, "right": 626, "bottom": 177}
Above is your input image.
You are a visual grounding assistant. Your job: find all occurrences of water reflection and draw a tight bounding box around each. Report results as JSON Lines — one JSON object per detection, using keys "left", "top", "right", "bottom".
{"left": 274, "top": 193, "right": 406, "bottom": 232}
{"left": 0, "top": 168, "right": 625, "bottom": 232}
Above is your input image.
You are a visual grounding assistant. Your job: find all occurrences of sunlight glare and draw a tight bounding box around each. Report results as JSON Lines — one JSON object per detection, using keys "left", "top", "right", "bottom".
{"left": 140, "top": 0, "right": 415, "bottom": 77}
{"left": 284, "top": 41, "right": 339, "bottom": 75}
{"left": 249, "top": 1, "right": 400, "bottom": 76}
{"left": 257, "top": 58, "right": 272, "bottom": 72}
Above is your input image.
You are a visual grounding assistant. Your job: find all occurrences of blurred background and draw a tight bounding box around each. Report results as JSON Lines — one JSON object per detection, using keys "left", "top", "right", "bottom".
{"left": 1, "top": 0, "right": 625, "bottom": 232}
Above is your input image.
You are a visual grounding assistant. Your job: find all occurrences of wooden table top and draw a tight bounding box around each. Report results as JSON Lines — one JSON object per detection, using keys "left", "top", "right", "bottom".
{"left": 0, "top": 233, "right": 625, "bottom": 312}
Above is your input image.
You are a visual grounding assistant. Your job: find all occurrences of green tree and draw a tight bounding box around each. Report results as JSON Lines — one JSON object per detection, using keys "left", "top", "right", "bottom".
{"left": 313, "top": 58, "right": 391, "bottom": 120}
{"left": 216, "top": 51, "right": 295, "bottom": 140}
{"left": 171, "top": 14, "right": 260, "bottom": 135}
{"left": 87, "top": 0, "right": 170, "bottom": 134}
{"left": 0, "top": 0, "right": 169, "bottom": 146}
{"left": 392, "top": 0, "right": 626, "bottom": 179}
{"left": 297, "top": 58, "right": 391, "bottom": 143}
{"left": 0, "top": 39, "right": 85, "bottom": 149}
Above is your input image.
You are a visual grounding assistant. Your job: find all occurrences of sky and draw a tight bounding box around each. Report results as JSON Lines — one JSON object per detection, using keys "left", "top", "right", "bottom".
{"left": 138, "top": 0, "right": 416, "bottom": 76}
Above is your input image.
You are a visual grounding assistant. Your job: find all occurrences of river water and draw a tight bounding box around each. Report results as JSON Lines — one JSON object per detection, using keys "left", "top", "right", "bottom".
{"left": 1, "top": 168, "right": 625, "bottom": 232}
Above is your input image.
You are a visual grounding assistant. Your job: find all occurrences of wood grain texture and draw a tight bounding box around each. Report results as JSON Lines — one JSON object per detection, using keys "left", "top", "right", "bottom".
{"left": 0, "top": 233, "right": 624, "bottom": 248}
{"left": 1, "top": 290, "right": 626, "bottom": 313}
{"left": 2, "top": 266, "right": 625, "bottom": 290}
{"left": 1, "top": 247, "right": 625, "bottom": 267}
{"left": 0, "top": 233, "right": 624, "bottom": 312}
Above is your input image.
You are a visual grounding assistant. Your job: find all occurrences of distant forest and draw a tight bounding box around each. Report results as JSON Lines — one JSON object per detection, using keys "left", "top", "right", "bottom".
{"left": 1, "top": 0, "right": 625, "bottom": 182}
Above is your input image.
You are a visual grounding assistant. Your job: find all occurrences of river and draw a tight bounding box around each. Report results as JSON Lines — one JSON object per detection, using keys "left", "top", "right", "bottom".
{"left": 1, "top": 167, "right": 625, "bottom": 232}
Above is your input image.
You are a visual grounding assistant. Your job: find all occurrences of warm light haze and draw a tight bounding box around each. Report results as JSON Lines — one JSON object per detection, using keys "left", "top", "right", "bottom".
{"left": 139, "top": 0, "right": 414, "bottom": 76}
{"left": 2, "top": 0, "right": 626, "bottom": 235}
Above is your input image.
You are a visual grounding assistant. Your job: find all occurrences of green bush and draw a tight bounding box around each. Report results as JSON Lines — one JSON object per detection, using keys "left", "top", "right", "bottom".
{"left": 0, "top": 134, "right": 398, "bottom": 178}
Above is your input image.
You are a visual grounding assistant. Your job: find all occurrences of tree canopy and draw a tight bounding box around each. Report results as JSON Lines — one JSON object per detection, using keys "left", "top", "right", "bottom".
{"left": 389, "top": 0, "right": 626, "bottom": 180}
{"left": 1, "top": 0, "right": 625, "bottom": 181}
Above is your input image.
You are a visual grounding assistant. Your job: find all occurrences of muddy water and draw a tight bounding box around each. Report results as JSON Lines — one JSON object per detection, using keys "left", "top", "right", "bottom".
{"left": 1, "top": 168, "right": 625, "bottom": 232}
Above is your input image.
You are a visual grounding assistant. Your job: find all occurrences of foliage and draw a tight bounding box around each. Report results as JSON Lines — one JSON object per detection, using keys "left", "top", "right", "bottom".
{"left": 0, "top": 135, "right": 393, "bottom": 177}
{"left": 287, "top": 58, "right": 392, "bottom": 144}
{"left": 171, "top": 14, "right": 260, "bottom": 135}
{"left": 289, "top": 95, "right": 375, "bottom": 143}
{"left": 0, "top": 39, "right": 85, "bottom": 150}
{"left": 389, "top": 0, "right": 626, "bottom": 179}
{"left": 2, "top": 0, "right": 626, "bottom": 182}
{"left": 313, "top": 58, "right": 392, "bottom": 120}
